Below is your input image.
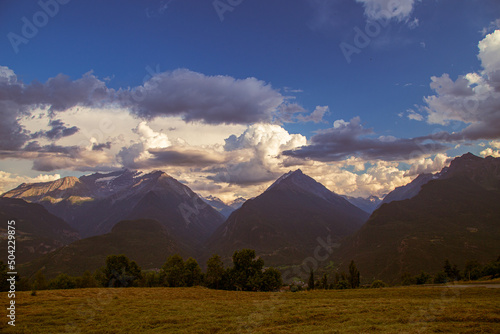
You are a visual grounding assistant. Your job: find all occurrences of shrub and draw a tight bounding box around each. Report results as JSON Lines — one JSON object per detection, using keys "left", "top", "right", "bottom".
{"left": 336, "top": 280, "right": 350, "bottom": 289}
{"left": 370, "top": 280, "right": 387, "bottom": 288}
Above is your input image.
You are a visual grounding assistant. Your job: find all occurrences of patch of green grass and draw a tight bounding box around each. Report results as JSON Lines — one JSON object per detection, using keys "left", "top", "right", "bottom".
{"left": 1, "top": 286, "right": 499, "bottom": 333}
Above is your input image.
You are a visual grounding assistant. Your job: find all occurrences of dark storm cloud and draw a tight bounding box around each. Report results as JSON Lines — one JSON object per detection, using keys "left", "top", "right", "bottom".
{"left": 0, "top": 100, "right": 30, "bottom": 150}
{"left": 0, "top": 71, "right": 112, "bottom": 112}
{"left": 0, "top": 67, "right": 109, "bottom": 153}
{"left": 32, "top": 119, "right": 79, "bottom": 140}
{"left": 92, "top": 142, "right": 112, "bottom": 151}
{"left": 146, "top": 147, "right": 225, "bottom": 167}
{"left": 118, "top": 69, "right": 285, "bottom": 125}
{"left": 282, "top": 117, "right": 449, "bottom": 162}
{"left": 118, "top": 144, "right": 225, "bottom": 170}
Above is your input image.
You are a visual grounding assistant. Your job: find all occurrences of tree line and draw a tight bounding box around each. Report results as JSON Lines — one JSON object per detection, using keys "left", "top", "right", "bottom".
{"left": 401, "top": 257, "right": 500, "bottom": 285}
{"left": 0, "top": 249, "right": 282, "bottom": 292}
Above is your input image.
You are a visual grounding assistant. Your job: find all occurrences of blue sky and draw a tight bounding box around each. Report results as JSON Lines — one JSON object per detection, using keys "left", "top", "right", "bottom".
{"left": 1, "top": 0, "right": 500, "bottom": 200}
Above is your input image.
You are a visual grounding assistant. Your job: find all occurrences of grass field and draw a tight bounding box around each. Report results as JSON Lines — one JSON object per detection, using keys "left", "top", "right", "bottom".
{"left": 1, "top": 285, "right": 499, "bottom": 333}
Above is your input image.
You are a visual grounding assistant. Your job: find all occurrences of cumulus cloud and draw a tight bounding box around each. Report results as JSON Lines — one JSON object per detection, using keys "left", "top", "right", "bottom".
{"left": 118, "top": 122, "right": 226, "bottom": 169}
{"left": 404, "top": 153, "right": 451, "bottom": 176}
{"left": 418, "top": 30, "right": 500, "bottom": 142}
{"left": 282, "top": 116, "right": 448, "bottom": 162}
{"left": 355, "top": 0, "right": 418, "bottom": 22}
{"left": 480, "top": 140, "right": 500, "bottom": 158}
{"left": 209, "top": 124, "right": 307, "bottom": 184}
{"left": 299, "top": 161, "right": 412, "bottom": 198}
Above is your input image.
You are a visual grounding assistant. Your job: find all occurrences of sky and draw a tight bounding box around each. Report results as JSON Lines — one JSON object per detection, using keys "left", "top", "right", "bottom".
{"left": 0, "top": 0, "right": 499, "bottom": 201}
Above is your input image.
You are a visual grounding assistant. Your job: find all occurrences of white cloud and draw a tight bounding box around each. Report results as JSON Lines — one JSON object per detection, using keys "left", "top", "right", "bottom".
{"left": 420, "top": 30, "right": 500, "bottom": 141}
{"left": 305, "top": 161, "right": 412, "bottom": 198}
{"left": 356, "top": 0, "right": 418, "bottom": 22}
{"left": 404, "top": 153, "right": 451, "bottom": 176}
{"left": 480, "top": 19, "right": 500, "bottom": 36}
{"left": 490, "top": 140, "right": 500, "bottom": 149}
{"left": 407, "top": 109, "right": 424, "bottom": 121}
{"left": 480, "top": 147, "right": 500, "bottom": 158}
{"left": 296, "top": 105, "right": 329, "bottom": 123}
{"left": 217, "top": 124, "right": 308, "bottom": 184}
{"left": 480, "top": 140, "right": 500, "bottom": 157}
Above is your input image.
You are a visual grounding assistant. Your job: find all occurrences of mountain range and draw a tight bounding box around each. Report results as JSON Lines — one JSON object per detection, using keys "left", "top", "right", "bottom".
{"left": 3, "top": 152, "right": 499, "bottom": 283}
{"left": 2, "top": 170, "right": 225, "bottom": 252}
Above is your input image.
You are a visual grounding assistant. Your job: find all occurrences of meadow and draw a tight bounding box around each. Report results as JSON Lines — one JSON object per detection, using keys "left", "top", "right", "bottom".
{"left": 1, "top": 285, "right": 499, "bottom": 333}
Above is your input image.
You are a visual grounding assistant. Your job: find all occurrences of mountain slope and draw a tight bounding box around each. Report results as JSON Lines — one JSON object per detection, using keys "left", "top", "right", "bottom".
{"left": 19, "top": 219, "right": 185, "bottom": 279}
{"left": 207, "top": 170, "right": 369, "bottom": 266}
{"left": 0, "top": 198, "right": 79, "bottom": 264}
{"left": 338, "top": 153, "right": 500, "bottom": 283}
{"left": 378, "top": 173, "right": 434, "bottom": 207}
{"left": 2, "top": 170, "right": 225, "bottom": 249}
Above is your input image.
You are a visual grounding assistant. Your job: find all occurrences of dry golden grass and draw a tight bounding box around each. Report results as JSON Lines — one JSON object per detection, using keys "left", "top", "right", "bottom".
{"left": 1, "top": 286, "right": 499, "bottom": 333}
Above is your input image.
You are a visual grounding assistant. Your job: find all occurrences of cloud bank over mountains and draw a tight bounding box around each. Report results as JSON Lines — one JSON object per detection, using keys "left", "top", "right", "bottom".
{"left": 1, "top": 29, "right": 499, "bottom": 199}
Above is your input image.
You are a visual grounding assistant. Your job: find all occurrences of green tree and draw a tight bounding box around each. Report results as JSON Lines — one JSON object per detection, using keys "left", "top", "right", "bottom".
{"left": 348, "top": 260, "right": 360, "bottom": 289}
{"left": 401, "top": 272, "right": 416, "bottom": 286}
{"left": 231, "top": 249, "right": 264, "bottom": 291}
{"left": 142, "top": 271, "right": 161, "bottom": 287}
{"left": 103, "top": 254, "right": 142, "bottom": 287}
{"left": 433, "top": 271, "right": 448, "bottom": 284}
{"left": 261, "top": 268, "right": 282, "bottom": 291}
{"left": 321, "top": 273, "right": 328, "bottom": 289}
{"left": 415, "top": 271, "right": 431, "bottom": 285}
{"left": 162, "top": 254, "right": 185, "bottom": 287}
{"left": 205, "top": 254, "right": 225, "bottom": 289}
{"left": 78, "top": 270, "right": 98, "bottom": 288}
{"left": 308, "top": 269, "right": 315, "bottom": 290}
{"left": 49, "top": 274, "right": 77, "bottom": 290}
{"left": 184, "top": 257, "right": 202, "bottom": 287}
{"left": 481, "top": 257, "right": 500, "bottom": 278}
{"left": 464, "top": 260, "right": 482, "bottom": 281}
{"left": 444, "top": 259, "right": 460, "bottom": 281}
{"left": 334, "top": 272, "right": 340, "bottom": 285}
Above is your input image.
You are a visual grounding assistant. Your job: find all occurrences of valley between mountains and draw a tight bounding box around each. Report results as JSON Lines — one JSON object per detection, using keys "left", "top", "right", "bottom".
{"left": 1, "top": 152, "right": 499, "bottom": 284}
